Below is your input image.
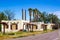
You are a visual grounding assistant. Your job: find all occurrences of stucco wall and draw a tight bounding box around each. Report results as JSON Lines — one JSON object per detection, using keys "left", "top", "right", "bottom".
{"left": 1, "top": 20, "right": 54, "bottom": 33}
{"left": 1, "top": 20, "right": 29, "bottom": 33}
{"left": 47, "top": 24, "right": 52, "bottom": 30}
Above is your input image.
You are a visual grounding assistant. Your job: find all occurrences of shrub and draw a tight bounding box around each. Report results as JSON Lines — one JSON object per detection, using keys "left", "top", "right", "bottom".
{"left": 23, "top": 30, "right": 27, "bottom": 32}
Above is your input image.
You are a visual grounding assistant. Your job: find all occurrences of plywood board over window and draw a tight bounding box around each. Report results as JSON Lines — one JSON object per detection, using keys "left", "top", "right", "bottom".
{"left": 11, "top": 23, "right": 18, "bottom": 30}
{"left": 33, "top": 25, "right": 37, "bottom": 29}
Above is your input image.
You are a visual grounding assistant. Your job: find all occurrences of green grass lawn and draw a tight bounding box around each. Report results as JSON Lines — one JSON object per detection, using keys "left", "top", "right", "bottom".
{"left": 0, "top": 30, "right": 54, "bottom": 40}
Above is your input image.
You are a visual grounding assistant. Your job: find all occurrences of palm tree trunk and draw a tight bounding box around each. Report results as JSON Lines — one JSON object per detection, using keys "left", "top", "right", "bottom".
{"left": 25, "top": 10, "right": 26, "bottom": 20}
{"left": 22, "top": 9, "right": 24, "bottom": 20}
{"left": 30, "top": 13, "right": 31, "bottom": 22}
{"left": 28, "top": 8, "right": 32, "bottom": 22}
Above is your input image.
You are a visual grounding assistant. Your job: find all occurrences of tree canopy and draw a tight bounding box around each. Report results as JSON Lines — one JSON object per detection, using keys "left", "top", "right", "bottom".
{"left": 0, "top": 12, "right": 8, "bottom": 22}
{"left": 4, "top": 10, "right": 15, "bottom": 20}
{"left": 0, "top": 10, "right": 15, "bottom": 22}
{"left": 30, "top": 8, "right": 60, "bottom": 24}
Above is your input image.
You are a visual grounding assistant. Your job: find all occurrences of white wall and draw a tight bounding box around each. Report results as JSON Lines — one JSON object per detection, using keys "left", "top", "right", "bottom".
{"left": 47, "top": 24, "right": 52, "bottom": 30}
{"left": 1, "top": 20, "right": 53, "bottom": 32}
{"left": 1, "top": 20, "right": 29, "bottom": 33}
{"left": 32, "top": 22, "right": 44, "bottom": 31}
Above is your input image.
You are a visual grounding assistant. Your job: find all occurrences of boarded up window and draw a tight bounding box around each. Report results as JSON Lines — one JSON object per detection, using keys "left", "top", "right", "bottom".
{"left": 41, "top": 24, "right": 47, "bottom": 30}
{"left": 11, "top": 23, "right": 18, "bottom": 30}
{"left": 41, "top": 24, "right": 45, "bottom": 29}
{"left": 33, "top": 25, "right": 37, "bottom": 29}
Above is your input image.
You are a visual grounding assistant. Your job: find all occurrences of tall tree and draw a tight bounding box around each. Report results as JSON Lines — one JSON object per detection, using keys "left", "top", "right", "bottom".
{"left": 0, "top": 12, "right": 8, "bottom": 22}
{"left": 33, "top": 9, "right": 36, "bottom": 22}
{"left": 32, "top": 9, "right": 59, "bottom": 23}
{"left": 41, "top": 12, "right": 48, "bottom": 23}
{"left": 28, "top": 8, "right": 33, "bottom": 22}
{"left": 33, "top": 8, "right": 41, "bottom": 22}
{"left": 0, "top": 12, "right": 8, "bottom": 31}
{"left": 4, "top": 10, "right": 15, "bottom": 20}
{"left": 34, "top": 8, "right": 38, "bottom": 21}
{"left": 47, "top": 13, "right": 59, "bottom": 23}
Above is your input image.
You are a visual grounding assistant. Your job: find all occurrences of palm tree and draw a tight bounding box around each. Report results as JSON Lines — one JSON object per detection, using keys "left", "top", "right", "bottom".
{"left": 28, "top": 8, "right": 33, "bottom": 22}
{"left": 22, "top": 9, "right": 26, "bottom": 20}
{"left": 25, "top": 10, "right": 26, "bottom": 20}
{"left": 33, "top": 9, "right": 35, "bottom": 22}
{"left": 41, "top": 12, "right": 48, "bottom": 23}
{"left": 48, "top": 13, "right": 59, "bottom": 23}
{"left": 33, "top": 9, "right": 37, "bottom": 22}
{"left": 22, "top": 9, "right": 24, "bottom": 20}
{"left": 33, "top": 8, "right": 40, "bottom": 22}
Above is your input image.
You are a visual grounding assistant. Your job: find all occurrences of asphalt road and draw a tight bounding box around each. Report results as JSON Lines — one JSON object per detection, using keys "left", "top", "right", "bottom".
{"left": 8, "top": 30, "right": 59, "bottom": 40}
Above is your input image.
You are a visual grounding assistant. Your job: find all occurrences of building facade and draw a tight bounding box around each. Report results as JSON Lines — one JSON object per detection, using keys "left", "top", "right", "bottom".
{"left": 1, "top": 20, "right": 55, "bottom": 33}
{"left": 1, "top": 20, "right": 29, "bottom": 33}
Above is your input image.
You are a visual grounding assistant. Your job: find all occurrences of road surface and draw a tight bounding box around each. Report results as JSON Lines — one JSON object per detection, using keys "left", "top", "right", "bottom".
{"left": 8, "top": 30, "right": 60, "bottom": 40}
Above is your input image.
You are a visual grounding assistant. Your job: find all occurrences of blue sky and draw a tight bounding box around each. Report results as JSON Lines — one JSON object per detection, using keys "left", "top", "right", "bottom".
{"left": 0, "top": 0, "right": 60, "bottom": 20}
